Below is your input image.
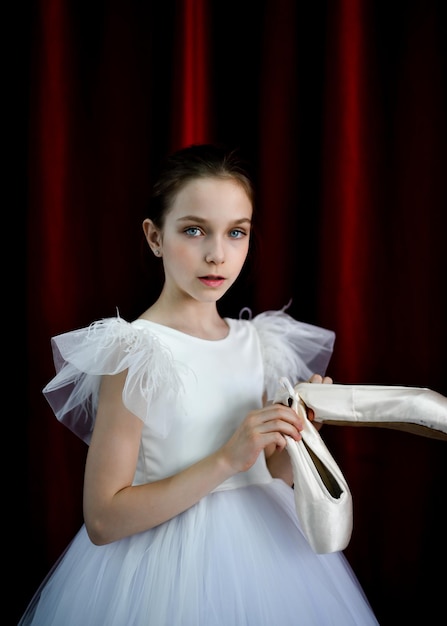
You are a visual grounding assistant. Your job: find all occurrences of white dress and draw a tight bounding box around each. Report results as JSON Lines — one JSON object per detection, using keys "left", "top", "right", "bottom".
{"left": 19, "top": 309, "right": 380, "bottom": 625}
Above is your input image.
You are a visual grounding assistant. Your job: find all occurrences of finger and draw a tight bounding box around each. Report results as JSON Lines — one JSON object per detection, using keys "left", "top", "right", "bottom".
{"left": 264, "top": 404, "right": 301, "bottom": 424}
{"left": 308, "top": 374, "right": 333, "bottom": 384}
{"left": 308, "top": 374, "right": 323, "bottom": 383}
{"left": 259, "top": 412, "right": 303, "bottom": 440}
{"left": 248, "top": 405, "right": 304, "bottom": 436}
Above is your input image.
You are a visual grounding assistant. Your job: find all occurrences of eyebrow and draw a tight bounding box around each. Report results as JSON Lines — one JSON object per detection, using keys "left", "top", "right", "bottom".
{"left": 176, "top": 215, "right": 252, "bottom": 225}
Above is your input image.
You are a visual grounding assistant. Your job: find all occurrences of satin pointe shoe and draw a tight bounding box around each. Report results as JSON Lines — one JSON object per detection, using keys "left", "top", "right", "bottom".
{"left": 273, "top": 377, "right": 353, "bottom": 554}
{"left": 294, "top": 383, "right": 447, "bottom": 441}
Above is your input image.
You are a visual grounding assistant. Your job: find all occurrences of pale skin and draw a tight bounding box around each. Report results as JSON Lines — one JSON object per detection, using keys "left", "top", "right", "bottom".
{"left": 83, "top": 177, "right": 332, "bottom": 546}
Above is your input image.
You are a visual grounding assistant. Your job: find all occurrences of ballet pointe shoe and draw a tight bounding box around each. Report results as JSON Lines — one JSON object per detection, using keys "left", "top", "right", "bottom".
{"left": 294, "top": 383, "right": 447, "bottom": 441}
{"left": 274, "top": 378, "right": 353, "bottom": 554}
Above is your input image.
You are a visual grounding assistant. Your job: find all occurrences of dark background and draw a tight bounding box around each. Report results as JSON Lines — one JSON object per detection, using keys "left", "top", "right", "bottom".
{"left": 17, "top": 1, "right": 447, "bottom": 624}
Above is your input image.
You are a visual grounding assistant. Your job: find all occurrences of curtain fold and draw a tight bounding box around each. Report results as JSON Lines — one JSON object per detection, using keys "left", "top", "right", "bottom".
{"left": 319, "top": 0, "right": 382, "bottom": 381}
{"left": 172, "top": 0, "right": 210, "bottom": 148}
{"left": 256, "top": 0, "right": 299, "bottom": 312}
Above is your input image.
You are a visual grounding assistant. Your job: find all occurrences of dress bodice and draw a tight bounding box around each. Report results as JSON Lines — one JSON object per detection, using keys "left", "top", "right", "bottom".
{"left": 131, "top": 318, "right": 271, "bottom": 488}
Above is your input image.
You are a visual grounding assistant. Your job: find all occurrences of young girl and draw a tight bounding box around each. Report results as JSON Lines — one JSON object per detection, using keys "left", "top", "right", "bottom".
{"left": 19, "top": 144, "right": 379, "bottom": 625}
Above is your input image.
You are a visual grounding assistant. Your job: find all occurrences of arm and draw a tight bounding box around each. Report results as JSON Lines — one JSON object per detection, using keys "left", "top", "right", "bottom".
{"left": 83, "top": 370, "right": 303, "bottom": 546}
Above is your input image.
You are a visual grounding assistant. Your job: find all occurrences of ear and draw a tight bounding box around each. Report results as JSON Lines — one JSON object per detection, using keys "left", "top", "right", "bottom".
{"left": 142, "top": 219, "right": 163, "bottom": 256}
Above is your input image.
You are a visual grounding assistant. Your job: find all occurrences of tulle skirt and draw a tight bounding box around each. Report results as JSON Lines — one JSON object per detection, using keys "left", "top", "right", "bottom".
{"left": 19, "top": 480, "right": 379, "bottom": 626}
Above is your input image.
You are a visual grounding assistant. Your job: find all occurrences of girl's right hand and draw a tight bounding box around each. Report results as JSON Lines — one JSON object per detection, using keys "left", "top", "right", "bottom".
{"left": 220, "top": 403, "right": 303, "bottom": 474}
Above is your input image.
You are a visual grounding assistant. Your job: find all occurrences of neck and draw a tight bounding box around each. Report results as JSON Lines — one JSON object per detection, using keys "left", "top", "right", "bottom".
{"left": 140, "top": 293, "right": 228, "bottom": 340}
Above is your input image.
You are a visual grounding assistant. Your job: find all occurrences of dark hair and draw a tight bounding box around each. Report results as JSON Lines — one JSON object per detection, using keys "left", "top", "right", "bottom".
{"left": 146, "top": 144, "right": 255, "bottom": 228}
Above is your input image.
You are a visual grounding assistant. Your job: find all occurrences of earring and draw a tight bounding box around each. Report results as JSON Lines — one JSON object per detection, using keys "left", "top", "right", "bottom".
{"left": 154, "top": 249, "right": 160, "bottom": 256}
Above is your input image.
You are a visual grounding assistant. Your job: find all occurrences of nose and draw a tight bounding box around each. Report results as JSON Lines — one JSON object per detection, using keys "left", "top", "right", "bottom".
{"left": 205, "top": 236, "right": 225, "bottom": 264}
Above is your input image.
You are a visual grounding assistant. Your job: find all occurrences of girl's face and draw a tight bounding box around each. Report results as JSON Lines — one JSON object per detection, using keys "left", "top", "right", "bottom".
{"left": 145, "top": 177, "right": 252, "bottom": 305}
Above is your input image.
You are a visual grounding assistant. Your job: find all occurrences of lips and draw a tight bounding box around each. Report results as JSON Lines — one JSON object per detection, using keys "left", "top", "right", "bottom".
{"left": 199, "top": 275, "right": 226, "bottom": 287}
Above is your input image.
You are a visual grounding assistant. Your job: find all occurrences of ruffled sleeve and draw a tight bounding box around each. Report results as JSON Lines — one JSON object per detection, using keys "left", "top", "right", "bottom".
{"left": 247, "top": 307, "right": 336, "bottom": 401}
{"left": 42, "top": 316, "right": 183, "bottom": 444}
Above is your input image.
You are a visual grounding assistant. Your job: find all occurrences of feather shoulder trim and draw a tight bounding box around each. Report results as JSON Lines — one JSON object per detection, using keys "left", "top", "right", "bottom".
{"left": 43, "top": 315, "right": 183, "bottom": 444}
{"left": 244, "top": 307, "right": 335, "bottom": 401}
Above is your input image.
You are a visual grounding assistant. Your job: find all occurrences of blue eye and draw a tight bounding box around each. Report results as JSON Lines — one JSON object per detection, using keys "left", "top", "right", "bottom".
{"left": 184, "top": 227, "right": 202, "bottom": 237}
{"left": 229, "top": 229, "right": 245, "bottom": 239}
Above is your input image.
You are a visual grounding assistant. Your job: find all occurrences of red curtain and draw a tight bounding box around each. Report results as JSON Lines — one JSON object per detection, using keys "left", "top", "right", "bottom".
{"left": 21, "top": 1, "right": 446, "bottom": 624}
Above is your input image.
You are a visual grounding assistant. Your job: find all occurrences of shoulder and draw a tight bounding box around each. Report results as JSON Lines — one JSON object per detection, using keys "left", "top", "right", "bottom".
{"left": 45, "top": 315, "right": 184, "bottom": 441}
{"left": 233, "top": 306, "right": 334, "bottom": 346}
{"left": 51, "top": 316, "right": 173, "bottom": 369}
{"left": 232, "top": 306, "right": 335, "bottom": 399}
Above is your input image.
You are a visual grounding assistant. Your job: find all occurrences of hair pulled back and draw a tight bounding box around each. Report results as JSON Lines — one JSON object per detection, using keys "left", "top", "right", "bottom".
{"left": 147, "top": 144, "right": 254, "bottom": 228}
